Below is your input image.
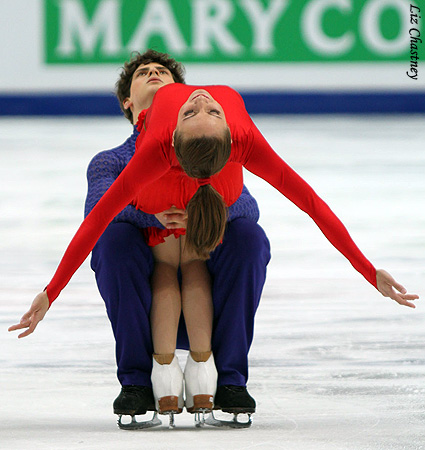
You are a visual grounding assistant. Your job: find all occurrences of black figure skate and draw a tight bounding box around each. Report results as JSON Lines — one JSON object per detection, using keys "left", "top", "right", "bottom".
{"left": 114, "top": 385, "right": 161, "bottom": 430}
{"left": 206, "top": 385, "right": 255, "bottom": 428}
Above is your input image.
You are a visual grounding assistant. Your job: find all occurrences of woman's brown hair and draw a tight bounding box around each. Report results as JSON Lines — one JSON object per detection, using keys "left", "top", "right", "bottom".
{"left": 174, "top": 128, "right": 232, "bottom": 259}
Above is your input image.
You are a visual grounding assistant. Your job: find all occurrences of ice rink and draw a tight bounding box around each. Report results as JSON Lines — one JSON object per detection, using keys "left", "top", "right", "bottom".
{"left": 1, "top": 115, "right": 424, "bottom": 450}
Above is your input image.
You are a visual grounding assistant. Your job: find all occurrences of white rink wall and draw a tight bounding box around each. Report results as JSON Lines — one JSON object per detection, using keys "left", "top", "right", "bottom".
{"left": 0, "top": 0, "right": 424, "bottom": 115}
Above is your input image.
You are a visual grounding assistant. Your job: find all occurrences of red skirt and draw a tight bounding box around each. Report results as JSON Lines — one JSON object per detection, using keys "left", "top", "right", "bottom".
{"left": 142, "top": 227, "right": 186, "bottom": 247}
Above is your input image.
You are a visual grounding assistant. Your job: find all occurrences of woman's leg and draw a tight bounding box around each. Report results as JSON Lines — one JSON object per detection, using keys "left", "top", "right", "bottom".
{"left": 150, "top": 235, "right": 181, "bottom": 355}
{"left": 180, "top": 236, "right": 217, "bottom": 413}
{"left": 150, "top": 235, "right": 184, "bottom": 416}
{"left": 180, "top": 236, "right": 213, "bottom": 354}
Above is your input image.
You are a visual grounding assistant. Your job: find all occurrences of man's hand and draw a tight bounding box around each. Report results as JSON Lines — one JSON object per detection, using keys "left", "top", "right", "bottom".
{"left": 155, "top": 206, "right": 187, "bottom": 229}
{"left": 376, "top": 269, "right": 419, "bottom": 308}
{"left": 8, "top": 291, "right": 50, "bottom": 338}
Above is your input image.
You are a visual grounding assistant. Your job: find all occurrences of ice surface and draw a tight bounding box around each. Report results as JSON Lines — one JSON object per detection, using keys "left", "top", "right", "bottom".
{"left": 1, "top": 116, "right": 424, "bottom": 450}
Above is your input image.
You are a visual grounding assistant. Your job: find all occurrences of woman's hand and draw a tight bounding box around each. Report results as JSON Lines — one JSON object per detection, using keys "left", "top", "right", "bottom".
{"left": 376, "top": 269, "right": 419, "bottom": 308}
{"left": 8, "top": 291, "right": 50, "bottom": 338}
{"left": 155, "top": 206, "right": 188, "bottom": 229}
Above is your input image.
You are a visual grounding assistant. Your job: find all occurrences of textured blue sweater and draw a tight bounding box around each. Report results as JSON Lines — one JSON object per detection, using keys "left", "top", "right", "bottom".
{"left": 84, "top": 126, "right": 260, "bottom": 227}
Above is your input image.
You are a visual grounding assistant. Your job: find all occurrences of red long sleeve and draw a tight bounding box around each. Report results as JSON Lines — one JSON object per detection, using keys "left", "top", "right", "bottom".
{"left": 46, "top": 132, "right": 170, "bottom": 304}
{"left": 239, "top": 123, "right": 377, "bottom": 288}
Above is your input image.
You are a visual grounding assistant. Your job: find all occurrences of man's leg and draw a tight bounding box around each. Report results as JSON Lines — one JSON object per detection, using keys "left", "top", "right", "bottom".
{"left": 207, "top": 218, "right": 271, "bottom": 387}
{"left": 91, "top": 222, "right": 154, "bottom": 387}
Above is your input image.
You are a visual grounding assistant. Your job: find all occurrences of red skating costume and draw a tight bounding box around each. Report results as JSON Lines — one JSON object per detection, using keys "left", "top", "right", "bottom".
{"left": 46, "top": 84, "right": 377, "bottom": 305}
{"left": 135, "top": 106, "right": 244, "bottom": 247}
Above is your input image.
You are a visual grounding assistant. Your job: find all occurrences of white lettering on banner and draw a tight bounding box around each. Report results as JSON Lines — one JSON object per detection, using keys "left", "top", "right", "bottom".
{"left": 360, "top": 0, "right": 409, "bottom": 54}
{"left": 128, "top": 0, "right": 187, "bottom": 52}
{"left": 239, "top": 0, "right": 289, "bottom": 53}
{"left": 301, "top": 0, "right": 354, "bottom": 56}
{"left": 57, "top": 0, "right": 121, "bottom": 57}
{"left": 53, "top": 0, "right": 412, "bottom": 60}
{"left": 192, "top": 0, "right": 242, "bottom": 54}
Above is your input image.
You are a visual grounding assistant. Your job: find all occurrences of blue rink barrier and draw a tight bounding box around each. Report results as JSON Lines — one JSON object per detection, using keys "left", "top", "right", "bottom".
{"left": 0, "top": 91, "right": 424, "bottom": 115}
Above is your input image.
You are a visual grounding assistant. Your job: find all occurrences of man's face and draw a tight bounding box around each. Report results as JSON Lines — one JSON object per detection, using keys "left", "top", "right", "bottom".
{"left": 124, "top": 62, "right": 175, "bottom": 119}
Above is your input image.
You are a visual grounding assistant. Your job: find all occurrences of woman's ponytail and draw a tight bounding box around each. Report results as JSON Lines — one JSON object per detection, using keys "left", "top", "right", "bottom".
{"left": 186, "top": 185, "right": 227, "bottom": 260}
{"left": 174, "top": 128, "right": 232, "bottom": 259}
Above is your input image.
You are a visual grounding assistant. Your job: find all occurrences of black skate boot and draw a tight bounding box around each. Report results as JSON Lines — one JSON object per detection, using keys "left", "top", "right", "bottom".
{"left": 207, "top": 385, "right": 255, "bottom": 428}
{"left": 113, "top": 385, "right": 155, "bottom": 415}
{"left": 214, "top": 385, "right": 256, "bottom": 413}
{"left": 114, "top": 386, "right": 161, "bottom": 430}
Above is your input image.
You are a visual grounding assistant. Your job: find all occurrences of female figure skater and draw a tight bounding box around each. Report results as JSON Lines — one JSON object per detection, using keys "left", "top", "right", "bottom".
{"left": 129, "top": 100, "right": 235, "bottom": 421}
{"left": 146, "top": 231, "right": 217, "bottom": 420}
{"left": 10, "top": 84, "right": 418, "bottom": 424}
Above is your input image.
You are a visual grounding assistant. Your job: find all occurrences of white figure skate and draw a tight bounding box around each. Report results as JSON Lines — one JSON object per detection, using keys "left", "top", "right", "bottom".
{"left": 184, "top": 352, "right": 218, "bottom": 427}
{"left": 151, "top": 354, "right": 184, "bottom": 428}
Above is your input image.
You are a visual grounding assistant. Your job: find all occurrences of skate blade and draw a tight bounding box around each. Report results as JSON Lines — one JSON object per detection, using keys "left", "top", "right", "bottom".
{"left": 117, "top": 412, "right": 162, "bottom": 430}
{"left": 205, "top": 411, "right": 252, "bottom": 429}
{"left": 193, "top": 408, "right": 213, "bottom": 428}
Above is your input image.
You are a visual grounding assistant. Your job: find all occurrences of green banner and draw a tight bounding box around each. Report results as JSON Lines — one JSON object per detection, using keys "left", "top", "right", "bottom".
{"left": 44, "top": 0, "right": 420, "bottom": 64}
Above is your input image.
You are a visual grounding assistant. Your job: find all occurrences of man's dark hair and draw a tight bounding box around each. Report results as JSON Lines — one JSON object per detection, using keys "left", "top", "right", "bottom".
{"left": 116, "top": 49, "right": 186, "bottom": 123}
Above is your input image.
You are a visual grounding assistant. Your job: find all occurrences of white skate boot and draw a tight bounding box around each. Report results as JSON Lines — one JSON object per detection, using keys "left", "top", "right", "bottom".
{"left": 184, "top": 352, "right": 218, "bottom": 427}
{"left": 151, "top": 354, "right": 184, "bottom": 428}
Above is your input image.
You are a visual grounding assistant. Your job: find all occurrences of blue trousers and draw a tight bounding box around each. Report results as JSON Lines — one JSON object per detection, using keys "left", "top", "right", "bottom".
{"left": 91, "top": 218, "right": 270, "bottom": 387}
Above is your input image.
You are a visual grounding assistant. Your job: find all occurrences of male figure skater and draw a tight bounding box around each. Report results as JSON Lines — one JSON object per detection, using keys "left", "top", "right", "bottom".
{"left": 84, "top": 50, "right": 270, "bottom": 422}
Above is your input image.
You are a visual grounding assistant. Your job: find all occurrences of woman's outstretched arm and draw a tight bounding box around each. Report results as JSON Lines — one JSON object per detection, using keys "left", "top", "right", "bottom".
{"left": 241, "top": 124, "right": 419, "bottom": 306}
{"left": 9, "top": 134, "right": 170, "bottom": 337}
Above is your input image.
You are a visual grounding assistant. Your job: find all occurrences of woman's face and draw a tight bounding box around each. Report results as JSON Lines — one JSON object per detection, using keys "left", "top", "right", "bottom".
{"left": 174, "top": 89, "right": 229, "bottom": 141}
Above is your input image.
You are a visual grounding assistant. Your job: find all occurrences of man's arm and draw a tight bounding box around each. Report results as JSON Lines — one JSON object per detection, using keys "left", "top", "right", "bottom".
{"left": 228, "top": 185, "right": 260, "bottom": 223}
{"left": 84, "top": 149, "right": 164, "bottom": 228}
{"left": 86, "top": 149, "right": 259, "bottom": 227}
{"left": 158, "top": 185, "right": 260, "bottom": 230}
